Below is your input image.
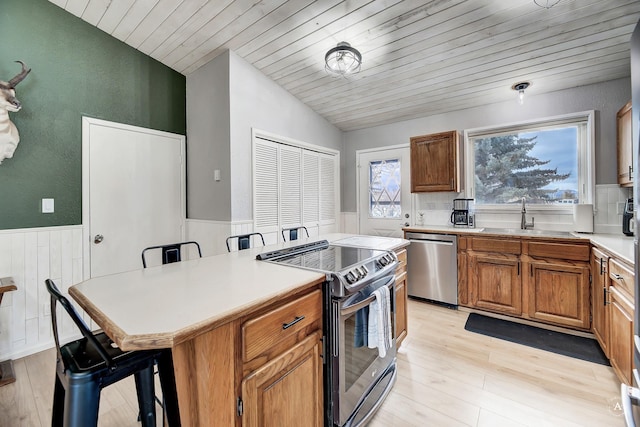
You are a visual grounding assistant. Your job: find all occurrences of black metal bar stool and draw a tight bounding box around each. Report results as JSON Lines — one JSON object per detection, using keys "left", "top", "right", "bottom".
{"left": 141, "top": 241, "right": 203, "bottom": 426}
{"left": 141, "top": 240, "right": 202, "bottom": 268}
{"left": 45, "top": 279, "right": 159, "bottom": 427}
{"left": 281, "top": 226, "right": 309, "bottom": 242}
{"left": 226, "top": 232, "right": 265, "bottom": 252}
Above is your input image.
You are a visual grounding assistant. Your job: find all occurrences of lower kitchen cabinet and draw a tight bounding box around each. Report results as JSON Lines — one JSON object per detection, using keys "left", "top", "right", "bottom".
{"left": 239, "top": 288, "right": 324, "bottom": 426}
{"left": 609, "top": 286, "right": 634, "bottom": 385}
{"left": 241, "top": 331, "right": 323, "bottom": 427}
{"left": 591, "top": 247, "right": 610, "bottom": 356}
{"left": 527, "top": 260, "right": 590, "bottom": 329}
{"left": 608, "top": 256, "right": 635, "bottom": 384}
{"left": 469, "top": 253, "right": 522, "bottom": 316}
{"left": 462, "top": 235, "right": 592, "bottom": 331}
{"left": 395, "top": 248, "right": 408, "bottom": 346}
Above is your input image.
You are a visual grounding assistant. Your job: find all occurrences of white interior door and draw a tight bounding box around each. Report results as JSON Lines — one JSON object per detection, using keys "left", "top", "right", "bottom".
{"left": 358, "top": 146, "right": 411, "bottom": 237}
{"left": 82, "top": 117, "right": 186, "bottom": 278}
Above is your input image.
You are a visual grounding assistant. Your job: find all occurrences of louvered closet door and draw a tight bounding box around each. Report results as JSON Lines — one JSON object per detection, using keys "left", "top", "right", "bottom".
{"left": 279, "top": 145, "right": 302, "bottom": 230}
{"left": 253, "top": 140, "right": 279, "bottom": 238}
{"left": 319, "top": 153, "right": 337, "bottom": 232}
{"left": 302, "top": 151, "right": 320, "bottom": 237}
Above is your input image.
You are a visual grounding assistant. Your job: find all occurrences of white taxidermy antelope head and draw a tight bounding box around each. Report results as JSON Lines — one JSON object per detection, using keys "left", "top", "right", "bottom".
{"left": 0, "top": 61, "right": 31, "bottom": 165}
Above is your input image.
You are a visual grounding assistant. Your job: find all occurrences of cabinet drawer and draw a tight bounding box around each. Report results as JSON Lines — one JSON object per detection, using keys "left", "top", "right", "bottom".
{"left": 470, "top": 237, "right": 521, "bottom": 255}
{"left": 609, "top": 258, "right": 634, "bottom": 298}
{"left": 242, "top": 290, "right": 322, "bottom": 363}
{"left": 527, "top": 241, "right": 589, "bottom": 261}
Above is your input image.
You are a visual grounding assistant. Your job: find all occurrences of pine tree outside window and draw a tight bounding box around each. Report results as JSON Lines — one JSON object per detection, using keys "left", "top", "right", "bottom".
{"left": 464, "top": 111, "right": 594, "bottom": 211}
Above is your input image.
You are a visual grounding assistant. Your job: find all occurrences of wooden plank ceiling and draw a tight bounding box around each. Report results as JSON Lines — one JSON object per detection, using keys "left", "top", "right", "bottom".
{"left": 48, "top": 0, "right": 640, "bottom": 131}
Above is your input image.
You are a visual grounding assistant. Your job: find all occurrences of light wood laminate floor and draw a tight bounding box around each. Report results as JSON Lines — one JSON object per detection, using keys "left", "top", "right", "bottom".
{"left": 0, "top": 299, "right": 625, "bottom": 426}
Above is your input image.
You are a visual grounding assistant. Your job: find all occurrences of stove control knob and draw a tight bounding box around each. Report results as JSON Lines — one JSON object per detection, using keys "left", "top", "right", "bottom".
{"left": 345, "top": 271, "right": 357, "bottom": 284}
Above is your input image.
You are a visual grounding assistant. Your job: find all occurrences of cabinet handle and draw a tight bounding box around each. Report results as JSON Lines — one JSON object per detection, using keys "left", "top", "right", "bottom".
{"left": 530, "top": 264, "right": 533, "bottom": 277}
{"left": 599, "top": 258, "right": 604, "bottom": 275}
{"left": 612, "top": 273, "right": 623, "bottom": 281}
{"left": 517, "top": 262, "right": 520, "bottom": 276}
{"left": 629, "top": 165, "right": 633, "bottom": 180}
{"left": 604, "top": 287, "right": 609, "bottom": 306}
{"left": 282, "top": 315, "right": 305, "bottom": 330}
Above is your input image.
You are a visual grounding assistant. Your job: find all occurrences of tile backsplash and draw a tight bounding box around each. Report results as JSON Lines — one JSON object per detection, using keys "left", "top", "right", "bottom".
{"left": 413, "top": 184, "right": 632, "bottom": 235}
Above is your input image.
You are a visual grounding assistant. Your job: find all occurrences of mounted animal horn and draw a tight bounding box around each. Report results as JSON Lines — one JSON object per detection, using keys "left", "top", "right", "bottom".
{"left": 0, "top": 60, "right": 31, "bottom": 164}
{"left": 7, "top": 61, "right": 31, "bottom": 88}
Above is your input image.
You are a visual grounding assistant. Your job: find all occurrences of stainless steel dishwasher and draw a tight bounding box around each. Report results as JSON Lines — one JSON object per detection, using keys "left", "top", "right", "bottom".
{"left": 405, "top": 232, "right": 458, "bottom": 307}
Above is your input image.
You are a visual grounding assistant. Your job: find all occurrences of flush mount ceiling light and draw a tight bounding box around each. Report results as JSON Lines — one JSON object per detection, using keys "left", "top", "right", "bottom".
{"left": 534, "top": 0, "right": 561, "bottom": 9}
{"left": 511, "top": 81, "right": 531, "bottom": 105}
{"left": 325, "top": 42, "right": 362, "bottom": 76}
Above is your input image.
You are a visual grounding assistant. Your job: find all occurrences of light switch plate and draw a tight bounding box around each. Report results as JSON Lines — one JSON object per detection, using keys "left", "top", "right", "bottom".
{"left": 42, "top": 198, "right": 54, "bottom": 213}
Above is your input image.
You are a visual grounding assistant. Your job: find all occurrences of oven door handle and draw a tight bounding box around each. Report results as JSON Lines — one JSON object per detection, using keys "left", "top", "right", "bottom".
{"left": 341, "top": 276, "right": 394, "bottom": 316}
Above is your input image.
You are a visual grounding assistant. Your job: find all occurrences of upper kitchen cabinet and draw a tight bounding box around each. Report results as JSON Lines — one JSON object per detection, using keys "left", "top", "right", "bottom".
{"left": 410, "top": 131, "right": 461, "bottom": 192}
{"left": 617, "top": 100, "right": 633, "bottom": 187}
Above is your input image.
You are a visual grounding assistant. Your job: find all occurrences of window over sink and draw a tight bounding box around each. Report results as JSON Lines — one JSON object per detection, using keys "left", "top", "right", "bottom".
{"left": 464, "top": 111, "right": 594, "bottom": 211}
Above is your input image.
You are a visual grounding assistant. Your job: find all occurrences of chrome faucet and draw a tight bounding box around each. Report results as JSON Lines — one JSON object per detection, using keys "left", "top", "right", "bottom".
{"left": 521, "top": 197, "right": 534, "bottom": 229}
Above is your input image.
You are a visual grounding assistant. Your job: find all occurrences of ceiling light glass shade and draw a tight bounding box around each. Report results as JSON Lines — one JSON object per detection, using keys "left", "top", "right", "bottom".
{"left": 534, "top": 0, "right": 561, "bottom": 9}
{"left": 325, "top": 42, "right": 362, "bottom": 75}
{"left": 511, "top": 82, "right": 531, "bottom": 105}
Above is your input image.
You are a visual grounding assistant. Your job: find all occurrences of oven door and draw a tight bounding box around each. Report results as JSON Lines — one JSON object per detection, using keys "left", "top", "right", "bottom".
{"left": 332, "top": 273, "right": 397, "bottom": 427}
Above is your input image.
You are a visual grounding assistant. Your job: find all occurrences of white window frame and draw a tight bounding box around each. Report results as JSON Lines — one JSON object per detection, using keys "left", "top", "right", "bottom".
{"left": 463, "top": 111, "right": 595, "bottom": 214}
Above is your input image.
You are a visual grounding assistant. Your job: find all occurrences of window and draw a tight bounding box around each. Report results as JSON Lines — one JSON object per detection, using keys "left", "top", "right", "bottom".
{"left": 368, "top": 159, "right": 401, "bottom": 218}
{"left": 465, "top": 111, "right": 594, "bottom": 210}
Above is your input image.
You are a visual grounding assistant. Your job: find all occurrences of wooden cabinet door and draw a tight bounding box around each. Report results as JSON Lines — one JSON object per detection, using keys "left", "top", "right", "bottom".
{"left": 395, "top": 271, "right": 408, "bottom": 346}
{"left": 410, "top": 131, "right": 460, "bottom": 192}
{"left": 528, "top": 260, "right": 590, "bottom": 329}
{"left": 591, "top": 248, "right": 609, "bottom": 356}
{"left": 609, "top": 286, "right": 634, "bottom": 384}
{"left": 242, "top": 332, "right": 323, "bottom": 427}
{"left": 617, "top": 100, "right": 633, "bottom": 187}
{"left": 469, "top": 254, "right": 521, "bottom": 315}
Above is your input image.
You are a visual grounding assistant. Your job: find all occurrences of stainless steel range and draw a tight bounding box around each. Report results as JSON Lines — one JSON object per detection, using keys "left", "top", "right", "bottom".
{"left": 257, "top": 240, "right": 398, "bottom": 427}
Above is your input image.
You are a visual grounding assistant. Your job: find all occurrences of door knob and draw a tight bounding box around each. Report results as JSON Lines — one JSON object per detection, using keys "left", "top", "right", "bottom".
{"left": 404, "top": 213, "right": 410, "bottom": 218}
{"left": 403, "top": 222, "right": 410, "bottom": 227}
{"left": 94, "top": 234, "right": 104, "bottom": 244}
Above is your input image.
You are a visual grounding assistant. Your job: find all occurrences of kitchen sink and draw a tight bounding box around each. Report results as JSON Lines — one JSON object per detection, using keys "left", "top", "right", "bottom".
{"left": 481, "top": 228, "right": 575, "bottom": 237}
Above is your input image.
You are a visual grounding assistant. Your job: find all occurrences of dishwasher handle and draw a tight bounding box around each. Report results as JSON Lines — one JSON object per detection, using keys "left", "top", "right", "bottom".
{"left": 409, "top": 238, "right": 455, "bottom": 247}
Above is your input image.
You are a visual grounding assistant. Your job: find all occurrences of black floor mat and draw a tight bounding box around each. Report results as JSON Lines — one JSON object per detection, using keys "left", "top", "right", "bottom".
{"left": 464, "top": 313, "right": 609, "bottom": 366}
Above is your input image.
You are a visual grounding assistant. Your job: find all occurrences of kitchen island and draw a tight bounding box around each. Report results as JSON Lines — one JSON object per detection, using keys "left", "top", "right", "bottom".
{"left": 69, "top": 233, "right": 408, "bottom": 426}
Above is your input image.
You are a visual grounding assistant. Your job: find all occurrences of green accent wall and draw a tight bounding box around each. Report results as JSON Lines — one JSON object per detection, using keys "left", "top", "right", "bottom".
{"left": 0, "top": 0, "right": 186, "bottom": 230}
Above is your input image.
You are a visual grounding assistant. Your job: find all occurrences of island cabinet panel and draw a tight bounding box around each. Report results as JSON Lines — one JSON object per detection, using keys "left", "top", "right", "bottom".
{"left": 242, "top": 332, "right": 323, "bottom": 427}
{"left": 591, "top": 247, "right": 610, "bottom": 356}
{"left": 395, "top": 248, "right": 408, "bottom": 346}
{"left": 173, "top": 321, "right": 237, "bottom": 427}
{"left": 469, "top": 254, "right": 522, "bottom": 315}
{"left": 410, "top": 131, "right": 460, "bottom": 192}
{"left": 526, "top": 260, "right": 591, "bottom": 329}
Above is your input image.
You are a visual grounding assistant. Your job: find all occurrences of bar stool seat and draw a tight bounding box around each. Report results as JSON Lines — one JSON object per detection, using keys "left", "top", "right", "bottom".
{"left": 46, "top": 279, "right": 160, "bottom": 427}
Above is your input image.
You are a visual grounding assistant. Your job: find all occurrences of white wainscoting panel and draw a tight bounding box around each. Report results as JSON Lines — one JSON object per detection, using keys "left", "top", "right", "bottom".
{"left": 0, "top": 225, "right": 84, "bottom": 360}
{"left": 341, "top": 212, "right": 358, "bottom": 234}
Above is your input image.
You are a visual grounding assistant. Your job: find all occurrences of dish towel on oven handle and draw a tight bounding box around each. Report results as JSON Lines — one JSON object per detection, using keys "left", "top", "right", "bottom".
{"left": 367, "top": 284, "right": 392, "bottom": 358}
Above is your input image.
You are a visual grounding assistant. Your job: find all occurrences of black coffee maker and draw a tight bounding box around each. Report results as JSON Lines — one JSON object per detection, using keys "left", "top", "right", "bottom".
{"left": 451, "top": 198, "right": 475, "bottom": 228}
{"left": 623, "top": 198, "right": 634, "bottom": 236}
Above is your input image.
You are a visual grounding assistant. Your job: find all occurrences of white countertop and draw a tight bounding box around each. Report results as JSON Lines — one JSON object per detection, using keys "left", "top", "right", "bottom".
{"left": 70, "top": 233, "right": 408, "bottom": 351}
{"left": 404, "top": 225, "right": 635, "bottom": 265}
